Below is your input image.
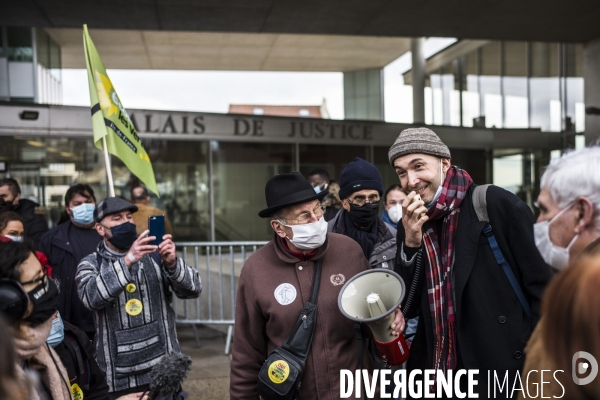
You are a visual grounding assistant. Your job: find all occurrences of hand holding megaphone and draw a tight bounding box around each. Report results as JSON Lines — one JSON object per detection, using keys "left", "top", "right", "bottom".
{"left": 338, "top": 269, "right": 410, "bottom": 366}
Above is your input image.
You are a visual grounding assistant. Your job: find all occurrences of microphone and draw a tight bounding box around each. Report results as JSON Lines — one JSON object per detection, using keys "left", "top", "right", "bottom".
{"left": 145, "top": 352, "right": 192, "bottom": 399}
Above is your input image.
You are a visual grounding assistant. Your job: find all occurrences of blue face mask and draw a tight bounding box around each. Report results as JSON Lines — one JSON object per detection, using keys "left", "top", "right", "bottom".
{"left": 314, "top": 186, "right": 322, "bottom": 194}
{"left": 47, "top": 313, "right": 65, "bottom": 348}
{"left": 4, "top": 235, "right": 23, "bottom": 242}
{"left": 71, "top": 203, "right": 96, "bottom": 224}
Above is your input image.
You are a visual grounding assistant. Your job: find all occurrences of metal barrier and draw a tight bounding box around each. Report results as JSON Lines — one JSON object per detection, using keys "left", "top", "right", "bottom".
{"left": 173, "top": 241, "right": 268, "bottom": 355}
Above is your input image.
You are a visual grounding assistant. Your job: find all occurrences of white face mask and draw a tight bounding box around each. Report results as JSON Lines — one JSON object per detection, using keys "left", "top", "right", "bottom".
{"left": 4, "top": 235, "right": 23, "bottom": 242}
{"left": 387, "top": 204, "right": 402, "bottom": 224}
{"left": 533, "top": 203, "right": 579, "bottom": 271}
{"left": 425, "top": 160, "right": 444, "bottom": 210}
{"left": 282, "top": 216, "right": 328, "bottom": 250}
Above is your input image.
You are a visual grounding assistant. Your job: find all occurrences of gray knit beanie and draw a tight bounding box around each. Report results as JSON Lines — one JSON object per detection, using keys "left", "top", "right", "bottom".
{"left": 388, "top": 127, "right": 451, "bottom": 165}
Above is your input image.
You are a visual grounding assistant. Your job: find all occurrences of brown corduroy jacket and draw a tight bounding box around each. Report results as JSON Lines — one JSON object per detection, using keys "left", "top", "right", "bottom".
{"left": 230, "top": 232, "right": 372, "bottom": 400}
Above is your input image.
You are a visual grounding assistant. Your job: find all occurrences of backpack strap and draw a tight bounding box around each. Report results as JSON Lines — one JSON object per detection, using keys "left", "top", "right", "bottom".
{"left": 472, "top": 185, "right": 532, "bottom": 318}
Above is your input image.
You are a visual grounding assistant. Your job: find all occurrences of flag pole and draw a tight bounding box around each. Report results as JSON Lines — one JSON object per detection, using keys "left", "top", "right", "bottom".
{"left": 102, "top": 136, "right": 115, "bottom": 197}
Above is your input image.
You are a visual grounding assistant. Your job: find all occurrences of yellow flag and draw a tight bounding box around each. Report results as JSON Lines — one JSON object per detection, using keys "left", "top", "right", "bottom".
{"left": 83, "top": 25, "right": 158, "bottom": 196}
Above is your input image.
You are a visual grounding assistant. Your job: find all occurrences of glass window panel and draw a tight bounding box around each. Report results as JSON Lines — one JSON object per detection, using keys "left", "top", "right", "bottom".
{"left": 530, "top": 42, "right": 560, "bottom": 131}
{"left": 494, "top": 154, "right": 523, "bottom": 194}
{"left": 36, "top": 29, "right": 50, "bottom": 69}
{"left": 462, "top": 51, "right": 480, "bottom": 127}
{"left": 0, "top": 28, "right": 4, "bottom": 57}
{"left": 564, "top": 44, "right": 584, "bottom": 131}
{"left": 7, "top": 27, "right": 33, "bottom": 61}
{"left": 50, "top": 37, "right": 61, "bottom": 76}
{"left": 213, "top": 142, "right": 293, "bottom": 241}
{"left": 110, "top": 140, "right": 211, "bottom": 241}
{"left": 0, "top": 137, "right": 212, "bottom": 241}
{"left": 299, "top": 144, "right": 368, "bottom": 184}
{"left": 478, "top": 43, "right": 502, "bottom": 128}
{"left": 440, "top": 61, "right": 460, "bottom": 126}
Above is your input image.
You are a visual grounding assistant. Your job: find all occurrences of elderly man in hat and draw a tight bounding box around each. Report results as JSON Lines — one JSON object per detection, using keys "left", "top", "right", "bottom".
{"left": 75, "top": 197, "right": 201, "bottom": 398}
{"left": 389, "top": 128, "right": 552, "bottom": 397}
{"left": 230, "top": 172, "right": 405, "bottom": 400}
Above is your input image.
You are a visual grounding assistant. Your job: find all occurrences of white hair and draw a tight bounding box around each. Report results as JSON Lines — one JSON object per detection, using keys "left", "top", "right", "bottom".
{"left": 540, "top": 146, "right": 600, "bottom": 227}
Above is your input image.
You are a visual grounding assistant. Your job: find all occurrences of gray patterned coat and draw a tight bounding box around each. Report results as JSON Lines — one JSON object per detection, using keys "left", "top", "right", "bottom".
{"left": 76, "top": 241, "right": 201, "bottom": 393}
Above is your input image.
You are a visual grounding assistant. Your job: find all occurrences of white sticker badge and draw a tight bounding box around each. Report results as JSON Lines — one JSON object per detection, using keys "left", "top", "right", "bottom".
{"left": 274, "top": 283, "right": 297, "bottom": 305}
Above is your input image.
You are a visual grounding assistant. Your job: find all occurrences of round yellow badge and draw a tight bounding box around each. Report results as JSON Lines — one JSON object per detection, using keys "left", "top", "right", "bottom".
{"left": 126, "top": 283, "right": 136, "bottom": 293}
{"left": 267, "top": 360, "right": 290, "bottom": 384}
{"left": 71, "top": 383, "right": 84, "bottom": 400}
{"left": 125, "top": 299, "right": 143, "bottom": 316}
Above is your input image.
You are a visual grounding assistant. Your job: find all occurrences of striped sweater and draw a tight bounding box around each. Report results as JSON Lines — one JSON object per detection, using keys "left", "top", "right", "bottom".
{"left": 76, "top": 241, "right": 201, "bottom": 392}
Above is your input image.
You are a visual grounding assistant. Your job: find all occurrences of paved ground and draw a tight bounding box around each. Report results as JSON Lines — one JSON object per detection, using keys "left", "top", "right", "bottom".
{"left": 178, "top": 324, "right": 232, "bottom": 399}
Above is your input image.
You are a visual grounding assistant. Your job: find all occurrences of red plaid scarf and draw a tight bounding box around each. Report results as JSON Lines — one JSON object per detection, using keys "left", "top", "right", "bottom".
{"left": 422, "top": 166, "right": 473, "bottom": 373}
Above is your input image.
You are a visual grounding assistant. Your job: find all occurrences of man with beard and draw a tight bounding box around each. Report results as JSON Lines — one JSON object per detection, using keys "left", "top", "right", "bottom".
{"left": 0, "top": 178, "right": 48, "bottom": 246}
{"left": 389, "top": 127, "right": 553, "bottom": 398}
{"left": 39, "top": 184, "right": 101, "bottom": 338}
{"left": 76, "top": 197, "right": 201, "bottom": 398}
{"left": 328, "top": 158, "right": 397, "bottom": 269}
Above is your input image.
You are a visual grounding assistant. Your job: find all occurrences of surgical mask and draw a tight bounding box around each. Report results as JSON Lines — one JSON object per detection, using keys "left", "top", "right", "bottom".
{"left": 387, "top": 204, "right": 402, "bottom": 224}
{"left": 313, "top": 183, "right": 328, "bottom": 194}
{"left": 24, "top": 277, "right": 60, "bottom": 326}
{"left": 47, "top": 312, "right": 65, "bottom": 348}
{"left": 283, "top": 216, "right": 328, "bottom": 250}
{"left": 71, "top": 203, "right": 96, "bottom": 224}
{"left": 425, "top": 161, "right": 444, "bottom": 210}
{"left": 4, "top": 235, "right": 23, "bottom": 242}
{"left": 105, "top": 221, "right": 138, "bottom": 251}
{"left": 348, "top": 202, "right": 380, "bottom": 229}
{"left": 534, "top": 203, "right": 579, "bottom": 271}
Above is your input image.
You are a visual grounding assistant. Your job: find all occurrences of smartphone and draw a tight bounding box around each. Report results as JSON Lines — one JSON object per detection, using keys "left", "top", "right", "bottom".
{"left": 148, "top": 215, "right": 166, "bottom": 246}
{"left": 411, "top": 194, "right": 427, "bottom": 218}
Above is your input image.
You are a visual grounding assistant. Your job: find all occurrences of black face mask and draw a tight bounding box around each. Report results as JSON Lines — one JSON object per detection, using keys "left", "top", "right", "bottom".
{"left": 106, "top": 221, "right": 138, "bottom": 251}
{"left": 24, "top": 278, "right": 59, "bottom": 326}
{"left": 348, "top": 202, "right": 380, "bottom": 230}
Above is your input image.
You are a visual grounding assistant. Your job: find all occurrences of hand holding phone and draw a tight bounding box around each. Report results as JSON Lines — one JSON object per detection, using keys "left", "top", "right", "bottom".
{"left": 148, "top": 215, "right": 166, "bottom": 246}
{"left": 411, "top": 194, "right": 427, "bottom": 219}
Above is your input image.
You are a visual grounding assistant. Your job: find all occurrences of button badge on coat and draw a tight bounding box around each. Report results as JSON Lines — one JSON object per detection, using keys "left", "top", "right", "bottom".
{"left": 330, "top": 274, "right": 346, "bottom": 286}
{"left": 125, "top": 298, "right": 143, "bottom": 316}
{"left": 268, "top": 359, "right": 290, "bottom": 384}
{"left": 274, "top": 283, "right": 297, "bottom": 305}
{"left": 126, "top": 283, "right": 136, "bottom": 293}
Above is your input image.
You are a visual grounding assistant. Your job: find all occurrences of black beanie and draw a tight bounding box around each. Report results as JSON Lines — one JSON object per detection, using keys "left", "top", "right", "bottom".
{"left": 338, "top": 157, "right": 384, "bottom": 200}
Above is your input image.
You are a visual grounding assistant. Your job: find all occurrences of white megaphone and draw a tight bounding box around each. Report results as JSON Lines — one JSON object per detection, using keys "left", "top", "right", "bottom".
{"left": 338, "top": 269, "right": 409, "bottom": 366}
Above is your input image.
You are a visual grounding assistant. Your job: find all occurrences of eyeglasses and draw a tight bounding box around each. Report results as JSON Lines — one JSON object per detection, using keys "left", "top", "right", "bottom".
{"left": 347, "top": 194, "right": 381, "bottom": 207}
{"left": 21, "top": 272, "right": 48, "bottom": 291}
{"left": 281, "top": 204, "right": 325, "bottom": 225}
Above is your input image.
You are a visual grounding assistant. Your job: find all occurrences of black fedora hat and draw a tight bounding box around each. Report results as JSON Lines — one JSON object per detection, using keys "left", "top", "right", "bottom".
{"left": 258, "top": 172, "right": 327, "bottom": 218}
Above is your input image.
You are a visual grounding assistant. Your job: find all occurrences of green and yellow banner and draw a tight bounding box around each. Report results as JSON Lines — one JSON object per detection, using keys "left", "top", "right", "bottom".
{"left": 83, "top": 24, "right": 158, "bottom": 196}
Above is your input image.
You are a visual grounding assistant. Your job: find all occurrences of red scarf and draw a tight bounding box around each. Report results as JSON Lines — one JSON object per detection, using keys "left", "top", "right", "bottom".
{"left": 422, "top": 166, "right": 473, "bottom": 374}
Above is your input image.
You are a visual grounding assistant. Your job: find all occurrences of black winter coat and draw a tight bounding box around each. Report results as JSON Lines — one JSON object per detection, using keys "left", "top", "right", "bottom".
{"left": 15, "top": 198, "right": 48, "bottom": 246}
{"left": 395, "top": 184, "right": 553, "bottom": 398}
{"left": 39, "top": 221, "right": 101, "bottom": 336}
{"left": 54, "top": 321, "right": 110, "bottom": 400}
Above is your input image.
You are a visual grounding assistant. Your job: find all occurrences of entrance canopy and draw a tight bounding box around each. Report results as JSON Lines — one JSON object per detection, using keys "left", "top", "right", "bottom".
{"left": 3, "top": 0, "right": 599, "bottom": 43}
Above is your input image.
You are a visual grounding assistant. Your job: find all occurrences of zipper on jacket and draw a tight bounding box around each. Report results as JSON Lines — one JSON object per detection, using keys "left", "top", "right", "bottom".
{"left": 302, "top": 315, "right": 308, "bottom": 329}
{"left": 403, "top": 248, "right": 422, "bottom": 317}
